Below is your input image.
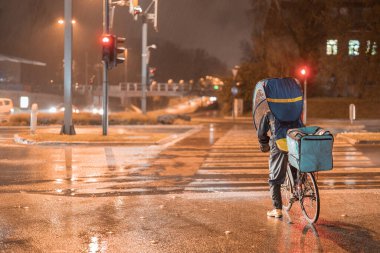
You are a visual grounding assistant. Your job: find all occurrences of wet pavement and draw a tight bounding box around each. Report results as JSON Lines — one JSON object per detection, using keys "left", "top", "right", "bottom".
{"left": 0, "top": 123, "right": 379, "bottom": 252}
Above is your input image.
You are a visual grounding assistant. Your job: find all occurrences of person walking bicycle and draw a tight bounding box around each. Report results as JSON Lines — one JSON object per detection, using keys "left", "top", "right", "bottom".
{"left": 258, "top": 111, "right": 301, "bottom": 218}
{"left": 252, "top": 78, "right": 304, "bottom": 218}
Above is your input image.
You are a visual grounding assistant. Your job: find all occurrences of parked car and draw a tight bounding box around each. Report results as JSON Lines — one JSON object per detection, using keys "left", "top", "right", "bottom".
{"left": 0, "top": 98, "right": 14, "bottom": 122}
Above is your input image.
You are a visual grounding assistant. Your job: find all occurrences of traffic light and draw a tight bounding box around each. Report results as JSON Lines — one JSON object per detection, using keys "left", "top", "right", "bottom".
{"left": 130, "top": 0, "right": 142, "bottom": 16}
{"left": 299, "top": 66, "right": 308, "bottom": 77}
{"left": 113, "top": 36, "right": 126, "bottom": 67}
{"left": 148, "top": 67, "right": 156, "bottom": 83}
{"left": 101, "top": 34, "right": 114, "bottom": 65}
{"left": 101, "top": 34, "right": 126, "bottom": 69}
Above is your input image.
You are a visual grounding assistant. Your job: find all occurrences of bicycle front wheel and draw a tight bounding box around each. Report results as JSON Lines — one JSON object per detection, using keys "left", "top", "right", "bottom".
{"left": 299, "top": 172, "right": 320, "bottom": 223}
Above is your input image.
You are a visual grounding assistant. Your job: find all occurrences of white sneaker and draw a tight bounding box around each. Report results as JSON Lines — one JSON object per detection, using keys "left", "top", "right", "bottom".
{"left": 267, "top": 209, "right": 282, "bottom": 218}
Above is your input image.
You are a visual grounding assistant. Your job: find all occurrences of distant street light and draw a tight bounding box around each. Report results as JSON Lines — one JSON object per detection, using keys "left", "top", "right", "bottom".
{"left": 147, "top": 44, "right": 157, "bottom": 50}
{"left": 57, "top": 18, "right": 76, "bottom": 25}
{"left": 232, "top": 65, "right": 240, "bottom": 80}
{"left": 146, "top": 44, "right": 157, "bottom": 64}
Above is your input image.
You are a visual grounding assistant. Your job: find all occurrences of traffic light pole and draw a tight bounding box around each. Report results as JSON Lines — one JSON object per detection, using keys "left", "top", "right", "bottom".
{"left": 141, "top": 15, "right": 148, "bottom": 115}
{"left": 303, "top": 78, "right": 307, "bottom": 125}
{"left": 102, "top": 0, "right": 110, "bottom": 135}
{"left": 62, "top": 0, "right": 75, "bottom": 135}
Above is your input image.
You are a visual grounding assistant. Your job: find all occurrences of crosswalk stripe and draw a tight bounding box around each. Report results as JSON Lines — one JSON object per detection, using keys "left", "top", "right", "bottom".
{"left": 187, "top": 127, "right": 380, "bottom": 193}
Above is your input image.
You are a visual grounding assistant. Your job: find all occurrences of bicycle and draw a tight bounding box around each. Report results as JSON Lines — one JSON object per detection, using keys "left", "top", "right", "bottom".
{"left": 281, "top": 164, "right": 320, "bottom": 223}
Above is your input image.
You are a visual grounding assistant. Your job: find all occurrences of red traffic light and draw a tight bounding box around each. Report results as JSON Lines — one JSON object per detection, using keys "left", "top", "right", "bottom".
{"left": 149, "top": 67, "right": 156, "bottom": 74}
{"left": 300, "top": 67, "right": 308, "bottom": 76}
{"left": 101, "top": 35, "right": 112, "bottom": 45}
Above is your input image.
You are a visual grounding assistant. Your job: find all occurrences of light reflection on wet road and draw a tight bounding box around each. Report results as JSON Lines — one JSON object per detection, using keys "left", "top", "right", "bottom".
{"left": 0, "top": 124, "right": 379, "bottom": 252}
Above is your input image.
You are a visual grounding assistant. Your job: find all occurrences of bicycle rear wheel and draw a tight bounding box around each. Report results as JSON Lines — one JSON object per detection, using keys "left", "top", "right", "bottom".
{"left": 299, "top": 172, "right": 320, "bottom": 223}
{"left": 281, "top": 172, "right": 293, "bottom": 211}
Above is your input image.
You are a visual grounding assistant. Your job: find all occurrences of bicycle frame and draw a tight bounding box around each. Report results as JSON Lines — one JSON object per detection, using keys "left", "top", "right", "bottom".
{"left": 286, "top": 164, "right": 299, "bottom": 193}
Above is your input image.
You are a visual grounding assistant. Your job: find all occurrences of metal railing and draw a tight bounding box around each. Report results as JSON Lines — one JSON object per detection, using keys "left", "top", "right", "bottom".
{"left": 106, "top": 82, "right": 192, "bottom": 98}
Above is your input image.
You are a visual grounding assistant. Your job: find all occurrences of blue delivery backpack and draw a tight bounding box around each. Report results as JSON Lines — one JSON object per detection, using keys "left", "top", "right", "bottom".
{"left": 286, "top": 126, "right": 334, "bottom": 173}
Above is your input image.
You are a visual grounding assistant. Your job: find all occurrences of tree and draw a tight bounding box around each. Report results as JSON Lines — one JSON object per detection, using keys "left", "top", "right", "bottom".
{"left": 238, "top": 0, "right": 380, "bottom": 105}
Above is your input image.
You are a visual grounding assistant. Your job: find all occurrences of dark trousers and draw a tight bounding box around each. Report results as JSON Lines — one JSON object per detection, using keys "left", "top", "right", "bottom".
{"left": 268, "top": 141, "right": 288, "bottom": 209}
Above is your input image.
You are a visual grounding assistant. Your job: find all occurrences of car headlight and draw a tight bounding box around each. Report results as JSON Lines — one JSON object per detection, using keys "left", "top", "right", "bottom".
{"left": 49, "top": 107, "right": 57, "bottom": 113}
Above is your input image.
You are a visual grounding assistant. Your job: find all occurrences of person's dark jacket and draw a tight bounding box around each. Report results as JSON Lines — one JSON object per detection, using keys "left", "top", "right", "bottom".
{"left": 257, "top": 111, "right": 275, "bottom": 152}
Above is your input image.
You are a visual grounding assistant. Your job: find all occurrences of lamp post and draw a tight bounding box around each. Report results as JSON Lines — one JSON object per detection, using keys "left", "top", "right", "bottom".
{"left": 61, "top": 0, "right": 75, "bottom": 135}
{"left": 102, "top": 0, "right": 110, "bottom": 135}
{"left": 141, "top": 42, "right": 157, "bottom": 114}
{"left": 137, "top": 0, "right": 158, "bottom": 115}
{"left": 300, "top": 67, "right": 308, "bottom": 124}
{"left": 141, "top": 15, "right": 148, "bottom": 115}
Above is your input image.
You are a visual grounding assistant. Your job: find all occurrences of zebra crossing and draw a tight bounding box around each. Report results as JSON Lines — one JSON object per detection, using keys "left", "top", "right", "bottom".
{"left": 2, "top": 125, "right": 378, "bottom": 196}
{"left": 186, "top": 126, "right": 380, "bottom": 193}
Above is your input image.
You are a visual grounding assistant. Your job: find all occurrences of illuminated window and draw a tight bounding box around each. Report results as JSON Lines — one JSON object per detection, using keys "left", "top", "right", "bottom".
{"left": 348, "top": 40, "right": 360, "bottom": 56}
{"left": 326, "top": 40, "right": 338, "bottom": 55}
{"left": 366, "top": 40, "right": 377, "bottom": 55}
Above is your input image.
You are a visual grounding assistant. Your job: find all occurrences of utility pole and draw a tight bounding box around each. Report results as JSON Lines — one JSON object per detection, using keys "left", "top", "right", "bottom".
{"left": 139, "top": 0, "right": 158, "bottom": 115}
{"left": 62, "top": 0, "right": 75, "bottom": 135}
{"left": 303, "top": 78, "right": 307, "bottom": 124}
{"left": 102, "top": 0, "right": 110, "bottom": 135}
{"left": 300, "top": 67, "right": 308, "bottom": 125}
{"left": 114, "top": 0, "right": 158, "bottom": 114}
{"left": 141, "top": 15, "right": 148, "bottom": 114}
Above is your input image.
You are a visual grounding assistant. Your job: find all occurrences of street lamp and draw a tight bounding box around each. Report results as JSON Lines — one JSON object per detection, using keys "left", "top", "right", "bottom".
{"left": 141, "top": 44, "right": 157, "bottom": 114}
{"left": 231, "top": 65, "right": 240, "bottom": 120}
{"left": 57, "top": 18, "right": 76, "bottom": 25}
{"left": 300, "top": 66, "right": 308, "bottom": 124}
{"left": 147, "top": 44, "right": 157, "bottom": 49}
{"left": 146, "top": 44, "right": 157, "bottom": 64}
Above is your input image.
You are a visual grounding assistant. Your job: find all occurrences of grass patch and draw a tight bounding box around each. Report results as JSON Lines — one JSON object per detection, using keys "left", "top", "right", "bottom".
{"left": 5, "top": 112, "right": 159, "bottom": 126}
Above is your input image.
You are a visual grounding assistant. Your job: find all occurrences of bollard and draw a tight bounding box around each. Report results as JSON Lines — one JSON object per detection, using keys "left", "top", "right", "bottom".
{"left": 30, "top": 103, "right": 38, "bottom": 134}
{"left": 349, "top": 104, "right": 356, "bottom": 124}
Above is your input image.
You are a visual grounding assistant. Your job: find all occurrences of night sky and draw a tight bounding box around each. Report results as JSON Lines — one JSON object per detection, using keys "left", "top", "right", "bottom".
{"left": 0, "top": 0, "right": 252, "bottom": 83}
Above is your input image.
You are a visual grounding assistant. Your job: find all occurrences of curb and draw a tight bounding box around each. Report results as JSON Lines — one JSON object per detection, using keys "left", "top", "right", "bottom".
{"left": 13, "top": 125, "right": 203, "bottom": 147}
{"left": 14, "top": 134, "right": 36, "bottom": 145}
{"left": 337, "top": 134, "right": 380, "bottom": 145}
{"left": 13, "top": 134, "right": 158, "bottom": 146}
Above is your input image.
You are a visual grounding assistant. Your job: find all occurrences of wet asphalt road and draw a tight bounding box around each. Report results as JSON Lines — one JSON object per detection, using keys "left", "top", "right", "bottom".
{"left": 0, "top": 123, "right": 379, "bottom": 252}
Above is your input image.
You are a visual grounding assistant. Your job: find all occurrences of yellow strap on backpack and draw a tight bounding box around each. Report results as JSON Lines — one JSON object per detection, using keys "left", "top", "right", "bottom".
{"left": 276, "top": 138, "right": 288, "bottom": 152}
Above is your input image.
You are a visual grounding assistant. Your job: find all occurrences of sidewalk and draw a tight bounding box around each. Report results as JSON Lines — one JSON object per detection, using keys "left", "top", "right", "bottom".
{"left": 202, "top": 117, "right": 380, "bottom": 144}
{"left": 308, "top": 119, "right": 380, "bottom": 144}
